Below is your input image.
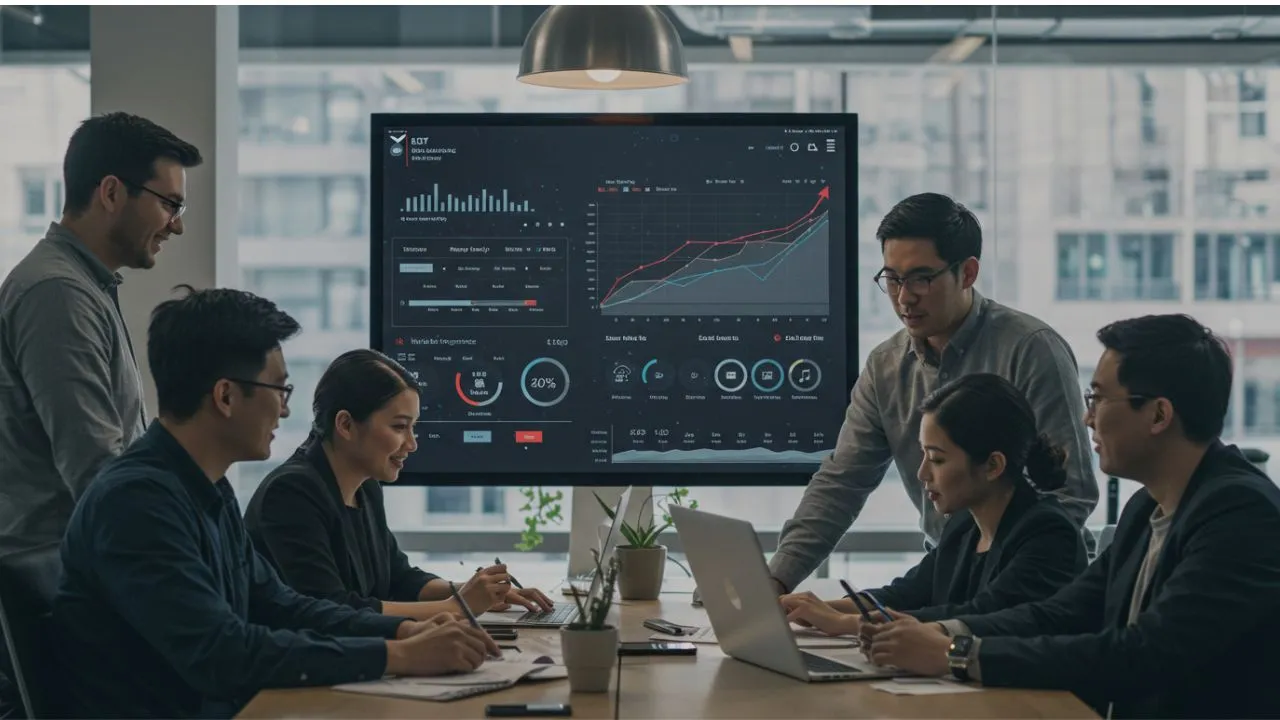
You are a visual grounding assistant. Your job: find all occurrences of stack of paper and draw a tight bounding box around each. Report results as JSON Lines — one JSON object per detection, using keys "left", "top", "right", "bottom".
{"left": 334, "top": 661, "right": 561, "bottom": 702}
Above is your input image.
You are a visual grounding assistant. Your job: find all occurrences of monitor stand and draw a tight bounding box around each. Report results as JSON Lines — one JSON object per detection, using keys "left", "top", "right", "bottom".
{"left": 565, "top": 484, "right": 652, "bottom": 582}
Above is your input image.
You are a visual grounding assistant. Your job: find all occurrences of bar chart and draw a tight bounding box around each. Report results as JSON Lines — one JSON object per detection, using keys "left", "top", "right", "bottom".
{"left": 402, "top": 184, "right": 533, "bottom": 214}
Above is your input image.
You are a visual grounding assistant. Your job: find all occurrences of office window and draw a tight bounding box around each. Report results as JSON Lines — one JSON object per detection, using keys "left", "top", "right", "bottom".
{"left": 1194, "top": 232, "right": 1279, "bottom": 300}
{"left": 233, "top": 60, "right": 1280, "bottom": 545}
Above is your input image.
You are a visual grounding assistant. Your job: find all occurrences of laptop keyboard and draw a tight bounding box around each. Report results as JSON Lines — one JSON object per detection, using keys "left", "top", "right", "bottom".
{"left": 802, "top": 652, "right": 862, "bottom": 675}
{"left": 515, "top": 603, "right": 578, "bottom": 625}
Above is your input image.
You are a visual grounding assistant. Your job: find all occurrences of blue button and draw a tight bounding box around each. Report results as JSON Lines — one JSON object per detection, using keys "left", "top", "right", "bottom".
{"left": 463, "top": 430, "right": 492, "bottom": 443}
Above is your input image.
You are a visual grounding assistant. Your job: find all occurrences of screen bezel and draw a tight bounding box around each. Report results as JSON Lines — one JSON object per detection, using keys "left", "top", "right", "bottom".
{"left": 369, "top": 112, "right": 859, "bottom": 487}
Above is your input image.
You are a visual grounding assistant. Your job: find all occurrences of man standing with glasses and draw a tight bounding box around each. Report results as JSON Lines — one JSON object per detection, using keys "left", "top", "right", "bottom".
{"left": 769, "top": 193, "right": 1096, "bottom": 596}
{"left": 0, "top": 112, "right": 202, "bottom": 557}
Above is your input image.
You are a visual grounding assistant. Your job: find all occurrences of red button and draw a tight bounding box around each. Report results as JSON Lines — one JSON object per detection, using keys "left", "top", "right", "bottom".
{"left": 515, "top": 430, "right": 543, "bottom": 444}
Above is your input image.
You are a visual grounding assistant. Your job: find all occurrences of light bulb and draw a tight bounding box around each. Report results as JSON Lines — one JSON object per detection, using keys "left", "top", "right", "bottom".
{"left": 586, "top": 68, "right": 623, "bottom": 84}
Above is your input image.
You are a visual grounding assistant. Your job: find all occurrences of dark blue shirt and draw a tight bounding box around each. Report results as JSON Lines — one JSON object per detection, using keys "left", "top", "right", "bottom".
{"left": 52, "top": 423, "right": 407, "bottom": 719}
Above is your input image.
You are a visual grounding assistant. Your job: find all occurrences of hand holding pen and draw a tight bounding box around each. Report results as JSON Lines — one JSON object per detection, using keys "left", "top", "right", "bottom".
{"left": 449, "top": 580, "right": 503, "bottom": 660}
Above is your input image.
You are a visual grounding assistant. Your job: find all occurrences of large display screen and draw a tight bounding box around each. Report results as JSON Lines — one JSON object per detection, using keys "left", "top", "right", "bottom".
{"left": 371, "top": 113, "right": 858, "bottom": 485}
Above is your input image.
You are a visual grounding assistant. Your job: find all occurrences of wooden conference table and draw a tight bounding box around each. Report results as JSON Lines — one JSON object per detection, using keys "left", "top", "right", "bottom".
{"left": 238, "top": 581, "right": 1096, "bottom": 719}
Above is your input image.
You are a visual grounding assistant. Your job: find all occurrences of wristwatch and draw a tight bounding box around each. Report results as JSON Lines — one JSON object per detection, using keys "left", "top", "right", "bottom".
{"left": 947, "top": 634, "right": 975, "bottom": 682}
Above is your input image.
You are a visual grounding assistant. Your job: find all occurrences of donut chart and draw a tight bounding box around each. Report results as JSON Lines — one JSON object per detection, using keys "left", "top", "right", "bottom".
{"left": 521, "top": 357, "right": 571, "bottom": 407}
{"left": 455, "top": 362, "right": 504, "bottom": 407}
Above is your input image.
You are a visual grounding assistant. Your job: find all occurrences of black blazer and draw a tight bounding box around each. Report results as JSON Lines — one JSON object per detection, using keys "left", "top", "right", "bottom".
{"left": 956, "top": 442, "right": 1280, "bottom": 719}
{"left": 867, "top": 484, "right": 1087, "bottom": 621}
{"left": 243, "top": 439, "right": 438, "bottom": 612}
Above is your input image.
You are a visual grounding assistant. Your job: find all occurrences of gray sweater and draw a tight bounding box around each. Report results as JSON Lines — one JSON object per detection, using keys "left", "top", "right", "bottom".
{"left": 768, "top": 292, "right": 1097, "bottom": 592}
{"left": 0, "top": 223, "right": 147, "bottom": 554}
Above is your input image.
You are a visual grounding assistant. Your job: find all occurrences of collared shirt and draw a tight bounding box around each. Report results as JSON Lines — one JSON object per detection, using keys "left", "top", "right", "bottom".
{"left": 53, "top": 423, "right": 405, "bottom": 719}
{"left": 770, "top": 291, "right": 1098, "bottom": 592}
{"left": 0, "top": 222, "right": 147, "bottom": 554}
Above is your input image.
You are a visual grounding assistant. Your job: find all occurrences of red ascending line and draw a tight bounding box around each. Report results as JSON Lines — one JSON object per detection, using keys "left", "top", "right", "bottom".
{"left": 599, "top": 186, "right": 830, "bottom": 306}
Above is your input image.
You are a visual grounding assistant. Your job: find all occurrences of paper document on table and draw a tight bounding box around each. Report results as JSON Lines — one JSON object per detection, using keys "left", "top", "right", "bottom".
{"left": 649, "top": 624, "right": 856, "bottom": 648}
{"left": 333, "top": 662, "right": 556, "bottom": 702}
{"left": 871, "top": 678, "right": 983, "bottom": 695}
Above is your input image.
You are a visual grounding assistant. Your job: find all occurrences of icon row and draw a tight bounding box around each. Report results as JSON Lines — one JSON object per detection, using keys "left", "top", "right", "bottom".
{"left": 608, "top": 358, "right": 821, "bottom": 394}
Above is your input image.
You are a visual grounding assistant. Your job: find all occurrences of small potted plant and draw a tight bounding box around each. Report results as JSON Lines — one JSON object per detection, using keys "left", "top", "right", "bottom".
{"left": 560, "top": 549, "right": 621, "bottom": 693}
{"left": 593, "top": 487, "right": 696, "bottom": 601}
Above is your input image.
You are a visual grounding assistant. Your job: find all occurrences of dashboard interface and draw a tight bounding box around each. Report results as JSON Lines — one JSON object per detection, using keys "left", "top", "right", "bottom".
{"left": 372, "top": 115, "right": 856, "bottom": 481}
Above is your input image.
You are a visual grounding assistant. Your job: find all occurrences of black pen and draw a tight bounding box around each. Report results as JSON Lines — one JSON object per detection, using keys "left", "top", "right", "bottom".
{"left": 839, "top": 579, "right": 877, "bottom": 624}
{"left": 449, "top": 580, "right": 502, "bottom": 659}
{"left": 494, "top": 555, "right": 524, "bottom": 589}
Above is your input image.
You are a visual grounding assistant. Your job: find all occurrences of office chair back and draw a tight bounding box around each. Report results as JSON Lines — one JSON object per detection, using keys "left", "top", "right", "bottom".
{"left": 0, "top": 543, "right": 62, "bottom": 719}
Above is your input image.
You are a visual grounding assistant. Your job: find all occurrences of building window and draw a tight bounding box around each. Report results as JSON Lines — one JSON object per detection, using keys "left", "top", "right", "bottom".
{"left": 1240, "top": 111, "right": 1267, "bottom": 138}
{"left": 243, "top": 267, "right": 369, "bottom": 331}
{"left": 427, "top": 487, "right": 472, "bottom": 515}
{"left": 18, "top": 167, "right": 62, "bottom": 230}
{"left": 240, "top": 176, "right": 365, "bottom": 238}
{"left": 426, "top": 487, "right": 507, "bottom": 522}
{"left": 1194, "top": 232, "right": 1280, "bottom": 300}
{"left": 1194, "top": 169, "right": 1271, "bottom": 219}
{"left": 1056, "top": 232, "right": 1177, "bottom": 301}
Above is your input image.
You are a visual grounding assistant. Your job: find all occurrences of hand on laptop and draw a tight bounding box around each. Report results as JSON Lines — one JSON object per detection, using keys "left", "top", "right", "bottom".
{"left": 386, "top": 615, "right": 503, "bottom": 676}
{"left": 459, "top": 564, "right": 513, "bottom": 613}
{"left": 780, "top": 592, "right": 860, "bottom": 637}
{"left": 491, "top": 586, "right": 556, "bottom": 613}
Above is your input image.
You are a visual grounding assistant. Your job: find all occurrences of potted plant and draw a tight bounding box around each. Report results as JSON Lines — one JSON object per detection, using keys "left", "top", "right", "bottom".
{"left": 560, "top": 549, "right": 621, "bottom": 693}
{"left": 593, "top": 487, "right": 696, "bottom": 601}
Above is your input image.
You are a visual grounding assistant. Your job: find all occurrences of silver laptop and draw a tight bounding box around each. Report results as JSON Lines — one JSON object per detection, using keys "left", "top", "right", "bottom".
{"left": 670, "top": 505, "right": 909, "bottom": 682}
{"left": 479, "top": 487, "right": 633, "bottom": 628}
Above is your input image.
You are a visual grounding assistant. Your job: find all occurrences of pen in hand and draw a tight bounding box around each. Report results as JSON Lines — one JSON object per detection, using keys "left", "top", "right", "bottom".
{"left": 839, "top": 579, "right": 883, "bottom": 624}
{"left": 494, "top": 555, "right": 524, "bottom": 589}
{"left": 449, "top": 580, "right": 501, "bottom": 659}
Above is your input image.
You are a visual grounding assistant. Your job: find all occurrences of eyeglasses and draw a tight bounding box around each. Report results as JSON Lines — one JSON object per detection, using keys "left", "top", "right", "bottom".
{"left": 229, "top": 379, "right": 294, "bottom": 405}
{"left": 122, "top": 179, "right": 187, "bottom": 223}
{"left": 1083, "top": 391, "right": 1150, "bottom": 413}
{"left": 873, "top": 261, "right": 962, "bottom": 296}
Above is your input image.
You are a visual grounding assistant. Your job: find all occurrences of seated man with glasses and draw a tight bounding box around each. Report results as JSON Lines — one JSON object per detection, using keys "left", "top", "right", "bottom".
{"left": 863, "top": 314, "right": 1280, "bottom": 719}
{"left": 52, "top": 286, "right": 499, "bottom": 719}
{"left": 770, "top": 193, "right": 1097, "bottom": 597}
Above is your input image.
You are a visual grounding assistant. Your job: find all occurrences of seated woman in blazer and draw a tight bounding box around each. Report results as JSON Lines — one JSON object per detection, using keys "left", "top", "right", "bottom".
{"left": 244, "top": 349, "right": 555, "bottom": 620}
{"left": 782, "top": 373, "right": 1088, "bottom": 635}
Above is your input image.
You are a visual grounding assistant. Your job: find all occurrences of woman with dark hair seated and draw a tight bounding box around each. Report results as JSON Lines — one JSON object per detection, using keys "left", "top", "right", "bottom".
{"left": 244, "top": 349, "right": 554, "bottom": 620}
{"left": 781, "top": 373, "right": 1088, "bottom": 635}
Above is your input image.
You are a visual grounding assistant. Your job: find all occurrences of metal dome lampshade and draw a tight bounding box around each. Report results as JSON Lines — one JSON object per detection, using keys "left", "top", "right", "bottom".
{"left": 517, "top": 6, "right": 689, "bottom": 90}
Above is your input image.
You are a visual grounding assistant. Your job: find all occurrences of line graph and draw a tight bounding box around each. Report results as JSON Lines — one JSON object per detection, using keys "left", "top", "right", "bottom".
{"left": 597, "top": 187, "right": 831, "bottom": 317}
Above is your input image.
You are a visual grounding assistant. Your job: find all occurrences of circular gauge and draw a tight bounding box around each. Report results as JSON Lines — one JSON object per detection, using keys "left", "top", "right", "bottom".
{"left": 455, "top": 361, "right": 504, "bottom": 407}
{"left": 714, "top": 358, "right": 748, "bottom": 393}
{"left": 788, "top": 359, "right": 822, "bottom": 393}
{"left": 521, "top": 357, "right": 571, "bottom": 407}
{"left": 678, "top": 359, "right": 711, "bottom": 391}
{"left": 750, "top": 359, "right": 786, "bottom": 393}
{"left": 641, "top": 359, "right": 676, "bottom": 392}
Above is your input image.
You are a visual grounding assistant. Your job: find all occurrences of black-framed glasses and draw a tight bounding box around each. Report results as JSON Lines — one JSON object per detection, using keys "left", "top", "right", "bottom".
{"left": 122, "top": 179, "right": 186, "bottom": 223}
{"left": 229, "top": 378, "right": 294, "bottom": 405}
{"left": 1083, "top": 391, "right": 1150, "bottom": 413}
{"left": 873, "top": 260, "right": 962, "bottom": 296}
